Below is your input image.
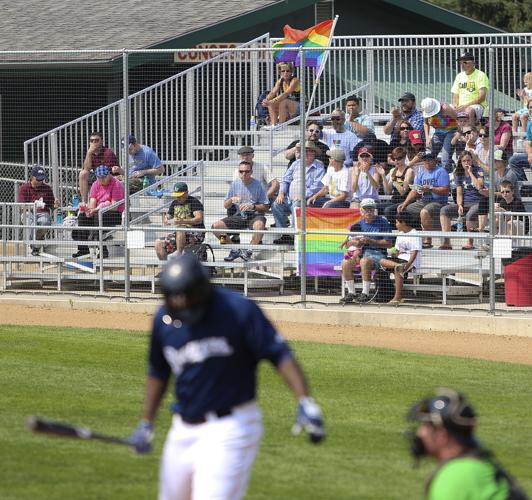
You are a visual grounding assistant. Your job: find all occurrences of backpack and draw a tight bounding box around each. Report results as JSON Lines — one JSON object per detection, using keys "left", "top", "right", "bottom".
{"left": 184, "top": 243, "right": 216, "bottom": 275}
{"left": 255, "top": 90, "right": 270, "bottom": 124}
{"left": 374, "top": 266, "right": 395, "bottom": 303}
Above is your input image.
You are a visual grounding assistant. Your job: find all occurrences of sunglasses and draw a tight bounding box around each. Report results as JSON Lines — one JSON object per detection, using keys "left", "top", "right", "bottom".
{"left": 308, "top": 129, "right": 320, "bottom": 134}
{"left": 280, "top": 69, "right": 292, "bottom": 73}
{"left": 400, "top": 127, "right": 412, "bottom": 131}
{"left": 463, "top": 130, "right": 472, "bottom": 135}
{"left": 501, "top": 190, "right": 512, "bottom": 194}
{"left": 479, "top": 133, "right": 488, "bottom": 137}
{"left": 359, "top": 153, "right": 371, "bottom": 158}
{"left": 239, "top": 170, "right": 252, "bottom": 174}
{"left": 331, "top": 117, "right": 342, "bottom": 121}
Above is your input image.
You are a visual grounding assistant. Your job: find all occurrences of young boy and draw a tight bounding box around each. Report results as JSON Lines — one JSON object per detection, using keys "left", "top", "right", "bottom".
{"left": 379, "top": 212, "right": 422, "bottom": 304}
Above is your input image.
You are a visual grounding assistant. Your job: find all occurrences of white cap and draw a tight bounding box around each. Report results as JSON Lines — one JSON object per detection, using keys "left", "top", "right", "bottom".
{"left": 360, "top": 198, "right": 377, "bottom": 209}
{"left": 420, "top": 98, "right": 441, "bottom": 119}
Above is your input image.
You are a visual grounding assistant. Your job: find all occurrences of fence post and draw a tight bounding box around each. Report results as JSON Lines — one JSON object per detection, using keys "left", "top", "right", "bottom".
{"left": 48, "top": 132, "right": 60, "bottom": 201}
{"left": 488, "top": 45, "right": 496, "bottom": 315}
{"left": 366, "top": 39, "right": 375, "bottom": 113}
{"left": 186, "top": 71, "right": 195, "bottom": 162}
{"left": 299, "top": 49, "right": 307, "bottom": 305}
{"left": 122, "top": 49, "right": 131, "bottom": 301}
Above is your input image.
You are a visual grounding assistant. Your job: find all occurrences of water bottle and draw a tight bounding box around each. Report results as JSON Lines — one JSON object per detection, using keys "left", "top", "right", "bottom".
{"left": 142, "top": 176, "right": 150, "bottom": 190}
{"left": 456, "top": 215, "right": 464, "bottom": 232}
{"left": 72, "top": 194, "right": 79, "bottom": 210}
{"left": 250, "top": 116, "right": 257, "bottom": 131}
{"left": 56, "top": 210, "right": 62, "bottom": 225}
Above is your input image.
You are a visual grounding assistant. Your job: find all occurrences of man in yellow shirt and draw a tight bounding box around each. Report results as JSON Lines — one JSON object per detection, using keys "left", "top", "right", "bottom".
{"left": 451, "top": 52, "right": 490, "bottom": 127}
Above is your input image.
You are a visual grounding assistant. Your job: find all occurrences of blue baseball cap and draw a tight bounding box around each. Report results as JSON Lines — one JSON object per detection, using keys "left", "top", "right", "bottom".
{"left": 128, "top": 134, "right": 137, "bottom": 144}
{"left": 31, "top": 165, "right": 46, "bottom": 180}
{"left": 95, "top": 165, "right": 110, "bottom": 177}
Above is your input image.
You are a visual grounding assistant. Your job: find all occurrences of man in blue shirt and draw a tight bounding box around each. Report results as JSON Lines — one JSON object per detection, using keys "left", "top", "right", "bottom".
{"left": 340, "top": 198, "right": 393, "bottom": 304}
{"left": 272, "top": 141, "right": 326, "bottom": 244}
{"left": 397, "top": 152, "right": 450, "bottom": 249}
{"left": 126, "top": 254, "right": 325, "bottom": 500}
{"left": 128, "top": 135, "right": 163, "bottom": 193}
{"left": 345, "top": 95, "right": 375, "bottom": 141}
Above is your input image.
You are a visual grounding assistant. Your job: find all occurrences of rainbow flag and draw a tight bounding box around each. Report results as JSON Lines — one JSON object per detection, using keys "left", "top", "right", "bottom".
{"left": 273, "top": 19, "right": 334, "bottom": 69}
{"left": 295, "top": 207, "right": 363, "bottom": 276}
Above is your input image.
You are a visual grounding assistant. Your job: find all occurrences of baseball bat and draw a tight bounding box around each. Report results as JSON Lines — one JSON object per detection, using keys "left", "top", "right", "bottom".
{"left": 26, "top": 416, "right": 130, "bottom": 446}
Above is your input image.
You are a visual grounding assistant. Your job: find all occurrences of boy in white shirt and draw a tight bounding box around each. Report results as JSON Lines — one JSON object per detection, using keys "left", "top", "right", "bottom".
{"left": 379, "top": 212, "right": 422, "bottom": 304}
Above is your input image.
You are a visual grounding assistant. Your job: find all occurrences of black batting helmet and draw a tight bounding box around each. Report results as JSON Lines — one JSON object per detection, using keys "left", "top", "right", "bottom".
{"left": 159, "top": 253, "right": 213, "bottom": 324}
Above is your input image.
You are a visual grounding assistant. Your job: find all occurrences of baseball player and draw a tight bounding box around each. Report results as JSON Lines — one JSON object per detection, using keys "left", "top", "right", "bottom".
{"left": 127, "top": 253, "right": 325, "bottom": 500}
{"left": 407, "top": 388, "right": 528, "bottom": 499}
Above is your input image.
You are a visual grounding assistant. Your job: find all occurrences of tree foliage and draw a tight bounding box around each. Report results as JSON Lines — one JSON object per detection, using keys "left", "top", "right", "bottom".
{"left": 428, "top": 0, "right": 532, "bottom": 33}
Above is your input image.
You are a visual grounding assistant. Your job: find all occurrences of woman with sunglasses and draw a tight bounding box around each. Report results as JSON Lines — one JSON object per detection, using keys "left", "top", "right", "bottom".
{"left": 383, "top": 147, "right": 414, "bottom": 225}
{"left": 439, "top": 151, "right": 484, "bottom": 250}
{"left": 474, "top": 127, "right": 490, "bottom": 169}
{"left": 389, "top": 120, "right": 412, "bottom": 150}
{"left": 262, "top": 62, "right": 300, "bottom": 126}
{"left": 421, "top": 97, "right": 458, "bottom": 172}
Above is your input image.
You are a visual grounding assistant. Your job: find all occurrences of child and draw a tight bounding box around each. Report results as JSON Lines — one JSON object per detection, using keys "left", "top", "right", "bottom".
{"left": 512, "top": 72, "right": 532, "bottom": 137}
{"left": 379, "top": 212, "right": 421, "bottom": 304}
{"left": 339, "top": 235, "right": 364, "bottom": 270}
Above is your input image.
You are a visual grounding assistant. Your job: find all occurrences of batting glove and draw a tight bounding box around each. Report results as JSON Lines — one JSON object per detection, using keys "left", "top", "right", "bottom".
{"left": 292, "top": 397, "right": 325, "bottom": 444}
{"left": 127, "top": 420, "right": 154, "bottom": 454}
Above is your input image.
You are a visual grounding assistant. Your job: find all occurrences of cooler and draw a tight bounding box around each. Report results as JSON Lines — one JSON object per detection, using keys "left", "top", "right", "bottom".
{"left": 504, "top": 252, "right": 532, "bottom": 307}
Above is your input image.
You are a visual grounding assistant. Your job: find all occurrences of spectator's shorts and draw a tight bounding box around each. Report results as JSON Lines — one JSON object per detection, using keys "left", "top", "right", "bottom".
{"left": 222, "top": 214, "right": 267, "bottom": 230}
{"left": 440, "top": 202, "right": 479, "bottom": 222}
{"left": 362, "top": 248, "right": 387, "bottom": 268}
{"left": 162, "top": 231, "right": 204, "bottom": 255}
{"left": 405, "top": 200, "right": 446, "bottom": 222}
{"left": 383, "top": 256, "right": 415, "bottom": 277}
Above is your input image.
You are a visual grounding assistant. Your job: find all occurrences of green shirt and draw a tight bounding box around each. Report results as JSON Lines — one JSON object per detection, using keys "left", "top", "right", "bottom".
{"left": 451, "top": 69, "right": 490, "bottom": 108}
{"left": 428, "top": 457, "right": 509, "bottom": 500}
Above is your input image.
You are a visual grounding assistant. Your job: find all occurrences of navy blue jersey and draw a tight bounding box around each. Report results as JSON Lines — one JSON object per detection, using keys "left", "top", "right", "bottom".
{"left": 149, "top": 288, "right": 292, "bottom": 420}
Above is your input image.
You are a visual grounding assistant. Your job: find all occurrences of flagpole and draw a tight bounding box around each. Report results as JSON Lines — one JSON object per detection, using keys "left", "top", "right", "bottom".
{"left": 306, "top": 15, "right": 339, "bottom": 113}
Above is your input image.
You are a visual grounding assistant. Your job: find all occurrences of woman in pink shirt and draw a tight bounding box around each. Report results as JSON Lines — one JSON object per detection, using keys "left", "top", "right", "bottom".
{"left": 72, "top": 165, "right": 125, "bottom": 258}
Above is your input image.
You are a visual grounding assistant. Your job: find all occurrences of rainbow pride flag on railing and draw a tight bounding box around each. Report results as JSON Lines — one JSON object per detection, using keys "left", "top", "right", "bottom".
{"left": 273, "top": 19, "right": 334, "bottom": 69}
{"left": 295, "top": 207, "right": 362, "bottom": 276}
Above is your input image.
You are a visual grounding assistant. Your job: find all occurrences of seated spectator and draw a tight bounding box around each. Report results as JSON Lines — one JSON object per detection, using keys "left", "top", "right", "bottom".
{"left": 307, "top": 149, "right": 352, "bottom": 208}
{"left": 262, "top": 62, "right": 300, "bottom": 126}
{"left": 72, "top": 165, "right": 124, "bottom": 259}
{"left": 397, "top": 152, "right": 450, "bottom": 249}
{"left": 321, "top": 109, "right": 359, "bottom": 165}
{"left": 154, "top": 182, "right": 205, "bottom": 261}
{"left": 421, "top": 97, "right": 458, "bottom": 172}
{"left": 495, "top": 180, "right": 529, "bottom": 235}
{"left": 463, "top": 126, "right": 480, "bottom": 153}
{"left": 488, "top": 108, "right": 515, "bottom": 161}
{"left": 508, "top": 100, "right": 532, "bottom": 181}
{"left": 439, "top": 151, "right": 484, "bottom": 250}
{"left": 352, "top": 135, "right": 391, "bottom": 168}
{"left": 233, "top": 146, "right": 279, "bottom": 201}
{"left": 128, "top": 135, "right": 164, "bottom": 193}
{"left": 405, "top": 130, "right": 425, "bottom": 173}
{"left": 339, "top": 198, "right": 392, "bottom": 304}
{"left": 350, "top": 146, "right": 381, "bottom": 208}
{"left": 273, "top": 141, "right": 325, "bottom": 244}
{"left": 451, "top": 112, "right": 471, "bottom": 159}
{"left": 389, "top": 120, "right": 413, "bottom": 150}
{"left": 80, "top": 131, "right": 120, "bottom": 203}
{"left": 212, "top": 161, "right": 269, "bottom": 261}
{"left": 477, "top": 150, "right": 521, "bottom": 233}
{"left": 344, "top": 95, "right": 375, "bottom": 142}
{"left": 379, "top": 212, "right": 422, "bottom": 304}
{"left": 474, "top": 126, "right": 490, "bottom": 168}
{"left": 285, "top": 121, "right": 329, "bottom": 169}
{"left": 512, "top": 72, "right": 532, "bottom": 137}
{"left": 383, "top": 147, "right": 414, "bottom": 225}
{"left": 17, "top": 165, "right": 59, "bottom": 256}
{"left": 383, "top": 92, "right": 424, "bottom": 142}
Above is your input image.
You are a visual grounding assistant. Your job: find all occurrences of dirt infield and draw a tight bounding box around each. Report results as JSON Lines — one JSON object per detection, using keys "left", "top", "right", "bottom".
{"left": 2, "top": 303, "right": 532, "bottom": 365}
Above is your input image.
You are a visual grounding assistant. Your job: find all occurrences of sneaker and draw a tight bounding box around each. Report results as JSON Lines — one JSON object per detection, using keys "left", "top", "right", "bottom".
{"left": 96, "top": 247, "right": 109, "bottom": 259}
{"left": 224, "top": 249, "right": 241, "bottom": 262}
{"left": 273, "top": 235, "right": 294, "bottom": 245}
{"left": 230, "top": 235, "right": 240, "bottom": 244}
{"left": 219, "top": 235, "right": 228, "bottom": 244}
{"left": 72, "top": 249, "right": 90, "bottom": 259}
{"left": 240, "top": 250, "right": 253, "bottom": 261}
{"left": 31, "top": 248, "right": 41, "bottom": 257}
{"left": 355, "top": 293, "right": 372, "bottom": 304}
{"left": 339, "top": 292, "right": 357, "bottom": 304}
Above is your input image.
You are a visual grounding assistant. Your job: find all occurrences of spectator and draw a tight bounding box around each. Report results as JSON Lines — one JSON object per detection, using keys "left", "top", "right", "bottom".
{"left": 397, "top": 152, "right": 450, "bottom": 249}
{"left": 451, "top": 112, "right": 471, "bottom": 159}
{"left": 421, "top": 98, "right": 458, "bottom": 172}
{"left": 477, "top": 150, "right": 520, "bottom": 234}
{"left": 407, "top": 388, "right": 526, "bottom": 499}
{"left": 212, "top": 161, "right": 269, "bottom": 261}
{"left": 321, "top": 109, "right": 359, "bottom": 165}
{"left": 451, "top": 52, "right": 489, "bottom": 126}
{"left": 495, "top": 180, "right": 528, "bottom": 235}
{"left": 388, "top": 120, "right": 413, "bottom": 150}
{"left": 405, "top": 130, "right": 425, "bottom": 173}
{"left": 154, "top": 182, "right": 205, "bottom": 261}
{"left": 512, "top": 72, "right": 532, "bottom": 137}
{"left": 383, "top": 147, "right": 414, "bottom": 226}
{"left": 262, "top": 62, "right": 300, "bottom": 126}
{"left": 474, "top": 126, "right": 490, "bottom": 167}
{"left": 233, "top": 146, "right": 279, "bottom": 201}
{"left": 463, "top": 125, "right": 480, "bottom": 153}
{"left": 307, "top": 149, "right": 352, "bottom": 208}
{"left": 285, "top": 121, "right": 330, "bottom": 169}
{"left": 80, "top": 131, "right": 120, "bottom": 203}
{"left": 383, "top": 92, "right": 424, "bottom": 141}
{"left": 379, "top": 211, "right": 421, "bottom": 304}
{"left": 339, "top": 198, "right": 392, "bottom": 304}
{"left": 344, "top": 95, "right": 375, "bottom": 141}
{"left": 128, "top": 135, "right": 164, "bottom": 193}
{"left": 72, "top": 165, "right": 124, "bottom": 259}
{"left": 17, "top": 165, "right": 59, "bottom": 256}
{"left": 350, "top": 146, "right": 381, "bottom": 209}
{"left": 272, "top": 141, "right": 325, "bottom": 244}
{"left": 440, "top": 151, "right": 484, "bottom": 250}
{"left": 508, "top": 100, "right": 532, "bottom": 181}
{"left": 489, "top": 108, "right": 514, "bottom": 157}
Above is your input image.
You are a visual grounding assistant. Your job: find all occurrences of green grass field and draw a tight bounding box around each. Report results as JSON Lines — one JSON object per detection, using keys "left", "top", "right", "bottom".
{"left": 1, "top": 324, "right": 531, "bottom": 499}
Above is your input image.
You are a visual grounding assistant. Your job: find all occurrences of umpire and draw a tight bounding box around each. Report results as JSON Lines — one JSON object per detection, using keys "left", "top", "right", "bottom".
{"left": 127, "top": 253, "right": 325, "bottom": 500}
{"left": 407, "top": 388, "right": 528, "bottom": 499}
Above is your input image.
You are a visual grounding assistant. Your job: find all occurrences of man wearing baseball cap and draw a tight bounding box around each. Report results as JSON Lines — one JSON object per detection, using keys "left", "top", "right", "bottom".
{"left": 307, "top": 149, "right": 352, "bottom": 208}
{"left": 232, "top": 146, "right": 279, "bottom": 201}
{"left": 17, "top": 165, "right": 59, "bottom": 256}
{"left": 407, "top": 388, "right": 527, "bottom": 499}
{"left": 451, "top": 52, "right": 490, "bottom": 126}
{"left": 155, "top": 182, "right": 205, "bottom": 260}
{"left": 383, "top": 92, "right": 424, "bottom": 141}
